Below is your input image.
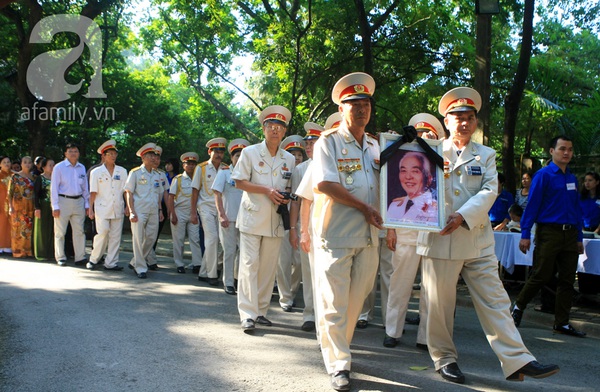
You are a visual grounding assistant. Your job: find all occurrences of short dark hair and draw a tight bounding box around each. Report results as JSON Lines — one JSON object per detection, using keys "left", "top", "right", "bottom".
{"left": 498, "top": 172, "right": 505, "bottom": 184}
{"left": 549, "top": 135, "right": 572, "bottom": 149}
{"left": 41, "top": 157, "right": 54, "bottom": 169}
{"left": 65, "top": 142, "right": 79, "bottom": 151}
{"left": 509, "top": 203, "right": 523, "bottom": 218}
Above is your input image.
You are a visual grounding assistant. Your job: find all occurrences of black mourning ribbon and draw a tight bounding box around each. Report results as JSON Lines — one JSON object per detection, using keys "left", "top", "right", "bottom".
{"left": 380, "top": 125, "right": 444, "bottom": 169}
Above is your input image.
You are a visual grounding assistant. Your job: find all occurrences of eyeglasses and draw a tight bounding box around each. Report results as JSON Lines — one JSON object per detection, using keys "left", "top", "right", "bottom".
{"left": 264, "top": 123, "right": 286, "bottom": 133}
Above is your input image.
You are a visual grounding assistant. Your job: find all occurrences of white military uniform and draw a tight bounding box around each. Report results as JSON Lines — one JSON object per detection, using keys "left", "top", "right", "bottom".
{"left": 170, "top": 172, "right": 202, "bottom": 268}
{"left": 386, "top": 191, "right": 438, "bottom": 225}
{"left": 231, "top": 141, "right": 295, "bottom": 321}
{"left": 290, "top": 158, "right": 315, "bottom": 323}
{"left": 385, "top": 228, "right": 428, "bottom": 345}
{"left": 358, "top": 231, "right": 393, "bottom": 324}
{"left": 191, "top": 160, "right": 225, "bottom": 279}
{"left": 211, "top": 165, "right": 243, "bottom": 287}
{"left": 147, "top": 169, "right": 169, "bottom": 266}
{"left": 417, "top": 139, "right": 535, "bottom": 377}
{"left": 89, "top": 163, "right": 128, "bottom": 268}
{"left": 125, "top": 165, "right": 165, "bottom": 274}
{"left": 311, "top": 126, "right": 380, "bottom": 375}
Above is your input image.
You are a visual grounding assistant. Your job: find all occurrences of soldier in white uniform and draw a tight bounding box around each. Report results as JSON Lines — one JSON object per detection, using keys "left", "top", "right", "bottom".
{"left": 417, "top": 87, "right": 559, "bottom": 384}
{"left": 86, "top": 140, "right": 128, "bottom": 271}
{"left": 125, "top": 143, "right": 165, "bottom": 279}
{"left": 147, "top": 145, "right": 170, "bottom": 269}
{"left": 382, "top": 113, "right": 443, "bottom": 349}
{"left": 190, "top": 137, "right": 228, "bottom": 286}
{"left": 276, "top": 134, "right": 305, "bottom": 312}
{"left": 288, "top": 122, "right": 324, "bottom": 332}
{"left": 168, "top": 152, "right": 202, "bottom": 274}
{"left": 232, "top": 105, "right": 295, "bottom": 332}
{"left": 212, "top": 138, "right": 249, "bottom": 295}
{"left": 311, "top": 73, "right": 383, "bottom": 391}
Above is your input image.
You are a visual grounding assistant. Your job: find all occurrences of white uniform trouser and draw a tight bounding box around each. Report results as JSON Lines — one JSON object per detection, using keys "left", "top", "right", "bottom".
{"left": 385, "top": 243, "right": 428, "bottom": 345}
{"left": 423, "top": 254, "right": 535, "bottom": 377}
{"left": 130, "top": 210, "right": 158, "bottom": 274}
{"left": 199, "top": 205, "right": 219, "bottom": 279}
{"left": 359, "top": 237, "right": 393, "bottom": 322}
{"left": 90, "top": 216, "right": 124, "bottom": 268}
{"left": 219, "top": 222, "right": 239, "bottom": 287}
{"left": 237, "top": 233, "right": 282, "bottom": 321}
{"left": 54, "top": 197, "right": 86, "bottom": 262}
{"left": 277, "top": 231, "right": 302, "bottom": 307}
{"left": 171, "top": 207, "right": 202, "bottom": 268}
{"left": 315, "top": 245, "right": 379, "bottom": 374}
{"left": 300, "top": 247, "right": 314, "bottom": 322}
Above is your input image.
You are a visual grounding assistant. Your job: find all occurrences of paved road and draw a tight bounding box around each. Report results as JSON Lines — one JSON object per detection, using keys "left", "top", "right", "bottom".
{"left": 0, "top": 253, "right": 596, "bottom": 392}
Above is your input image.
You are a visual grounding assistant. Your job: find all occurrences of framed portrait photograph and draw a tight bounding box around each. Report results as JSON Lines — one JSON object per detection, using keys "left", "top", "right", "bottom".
{"left": 380, "top": 133, "right": 445, "bottom": 232}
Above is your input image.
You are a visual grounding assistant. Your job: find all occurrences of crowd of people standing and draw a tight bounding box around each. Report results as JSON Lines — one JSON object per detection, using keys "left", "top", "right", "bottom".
{"left": 3, "top": 72, "right": 598, "bottom": 391}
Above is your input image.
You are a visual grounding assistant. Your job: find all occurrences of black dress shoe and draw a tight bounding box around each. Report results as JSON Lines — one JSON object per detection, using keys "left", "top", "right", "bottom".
{"left": 176, "top": 266, "right": 185, "bottom": 274}
{"left": 331, "top": 370, "right": 351, "bottom": 391}
{"left": 438, "top": 363, "right": 465, "bottom": 384}
{"left": 137, "top": 272, "right": 147, "bottom": 279}
{"left": 281, "top": 304, "right": 293, "bottom": 312}
{"left": 74, "top": 259, "right": 87, "bottom": 266}
{"left": 198, "top": 276, "right": 208, "bottom": 282}
{"left": 356, "top": 320, "right": 368, "bottom": 329}
{"left": 128, "top": 264, "right": 134, "bottom": 270}
{"left": 416, "top": 343, "right": 428, "bottom": 351}
{"left": 147, "top": 264, "right": 158, "bottom": 271}
{"left": 208, "top": 277, "right": 219, "bottom": 286}
{"left": 301, "top": 321, "right": 315, "bottom": 332}
{"left": 256, "top": 316, "right": 272, "bottom": 326}
{"left": 506, "top": 361, "right": 560, "bottom": 381}
{"left": 383, "top": 335, "right": 398, "bottom": 348}
{"left": 553, "top": 323, "right": 586, "bottom": 337}
{"left": 192, "top": 265, "right": 200, "bottom": 274}
{"left": 103, "top": 266, "right": 124, "bottom": 271}
{"left": 511, "top": 305, "right": 523, "bottom": 327}
{"left": 241, "top": 318, "right": 255, "bottom": 331}
{"left": 405, "top": 316, "right": 420, "bottom": 325}
{"left": 224, "top": 286, "right": 236, "bottom": 295}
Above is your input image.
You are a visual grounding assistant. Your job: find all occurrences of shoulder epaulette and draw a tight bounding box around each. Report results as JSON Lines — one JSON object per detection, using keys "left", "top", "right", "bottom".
{"left": 221, "top": 164, "right": 230, "bottom": 170}
{"left": 199, "top": 161, "right": 209, "bottom": 167}
{"left": 321, "top": 128, "right": 339, "bottom": 137}
{"left": 130, "top": 166, "right": 141, "bottom": 173}
{"left": 366, "top": 132, "right": 377, "bottom": 140}
{"left": 157, "top": 168, "right": 165, "bottom": 173}
{"left": 175, "top": 173, "right": 183, "bottom": 179}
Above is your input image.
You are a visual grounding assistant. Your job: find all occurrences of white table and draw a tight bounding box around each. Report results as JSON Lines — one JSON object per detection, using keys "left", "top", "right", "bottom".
{"left": 494, "top": 232, "right": 600, "bottom": 276}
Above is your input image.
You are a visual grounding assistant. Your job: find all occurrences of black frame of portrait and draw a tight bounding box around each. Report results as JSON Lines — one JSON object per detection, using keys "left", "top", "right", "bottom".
{"left": 380, "top": 133, "right": 445, "bottom": 232}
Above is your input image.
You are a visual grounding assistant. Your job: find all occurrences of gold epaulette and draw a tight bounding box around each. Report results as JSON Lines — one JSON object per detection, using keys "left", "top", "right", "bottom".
{"left": 130, "top": 166, "right": 141, "bottom": 173}
{"left": 199, "top": 161, "right": 209, "bottom": 167}
{"left": 221, "top": 164, "right": 230, "bottom": 170}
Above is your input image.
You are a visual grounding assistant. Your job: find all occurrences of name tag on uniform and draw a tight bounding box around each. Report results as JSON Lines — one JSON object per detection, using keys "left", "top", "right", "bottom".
{"left": 466, "top": 166, "right": 482, "bottom": 176}
{"left": 154, "top": 180, "right": 161, "bottom": 188}
{"left": 114, "top": 175, "right": 121, "bottom": 180}
{"left": 228, "top": 179, "right": 236, "bottom": 187}
{"left": 567, "top": 182, "right": 576, "bottom": 191}
{"left": 282, "top": 171, "right": 292, "bottom": 180}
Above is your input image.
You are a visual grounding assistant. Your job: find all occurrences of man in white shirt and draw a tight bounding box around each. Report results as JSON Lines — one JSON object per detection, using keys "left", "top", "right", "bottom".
{"left": 212, "top": 139, "right": 249, "bottom": 295}
{"left": 87, "top": 140, "right": 128, "bottom": 271}
{"left": 50, "top": 142, "right": 89, "bottom": 267}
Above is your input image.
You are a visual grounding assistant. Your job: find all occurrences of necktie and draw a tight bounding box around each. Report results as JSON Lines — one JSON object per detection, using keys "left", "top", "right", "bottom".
{"left": 405, "top": 199, "right": 414, "bottom": 213}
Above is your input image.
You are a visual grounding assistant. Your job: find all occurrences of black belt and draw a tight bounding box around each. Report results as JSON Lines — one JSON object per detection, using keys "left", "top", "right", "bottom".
{"left": 59, "top": 194, "right": 82, "bottom": 199}
{"left": 538, "top": 223, "right": 576, "bottom": 231}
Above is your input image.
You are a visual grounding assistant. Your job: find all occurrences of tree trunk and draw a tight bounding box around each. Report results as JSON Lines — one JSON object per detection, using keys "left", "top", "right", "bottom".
{"left": 502, "top": 0, "right": 534, "bottom": 193}
{"left": 475, "top": 13, "right": 493, "bottom": 146}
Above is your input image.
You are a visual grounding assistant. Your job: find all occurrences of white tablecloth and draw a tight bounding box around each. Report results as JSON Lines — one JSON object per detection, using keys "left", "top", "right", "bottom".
{"left": 494, "top": 232, "right": 600, "bottom": 276}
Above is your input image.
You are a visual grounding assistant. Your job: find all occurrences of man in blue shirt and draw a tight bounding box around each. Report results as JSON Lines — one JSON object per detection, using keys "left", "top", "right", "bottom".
{"left": 489, "top": 172, "right": 514, "bottom": 230}
{"left": 511, "top": 135, "right": 586, "bottom": 337}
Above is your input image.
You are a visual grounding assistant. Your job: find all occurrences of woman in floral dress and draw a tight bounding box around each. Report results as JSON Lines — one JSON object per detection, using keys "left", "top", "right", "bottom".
{"left": 34, "top": 158, "right": 55, "bottom": 260}
{"left": 8, "top": 156, "right": 35, "bottom": 258}
{"left": 0, "top": 156, "right": 12, "bottom": 253}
